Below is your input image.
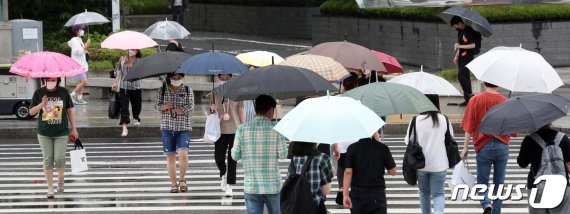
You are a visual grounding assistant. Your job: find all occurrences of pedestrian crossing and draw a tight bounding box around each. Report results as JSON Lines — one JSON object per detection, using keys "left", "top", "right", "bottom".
{"left": 0, "top": 136, "right": 532, "bottom": 213}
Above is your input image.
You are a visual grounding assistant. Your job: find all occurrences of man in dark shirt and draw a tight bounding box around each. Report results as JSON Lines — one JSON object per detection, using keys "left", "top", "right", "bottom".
{"left": 451, "top": 16, "right": 481, "bottom": 106}
{"left": 342, "top": 133, "right": 397, "bottom": 214}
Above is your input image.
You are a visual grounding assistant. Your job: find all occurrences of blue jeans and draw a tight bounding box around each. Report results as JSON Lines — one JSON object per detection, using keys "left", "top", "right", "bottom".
{"left": 417, "top": 170, "right": 447, "bottom": 214}
{"left": 244, "top": 192, "right": 280, "bottom": 214}
{"left": 161, "top": 130, "right": 190, "bottom": 155}
{"left": 476, "top": 139, "right": 509, "bottom": 214}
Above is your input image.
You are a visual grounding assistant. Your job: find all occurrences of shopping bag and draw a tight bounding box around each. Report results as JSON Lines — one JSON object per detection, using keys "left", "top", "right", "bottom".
{"left": 203, "top": 112, "right": 221, "bottom": 144}
{"left": 70, "top": 139, "right": 88, "bottom": 173}
{"left": 108, "top": 92, "right": 120, "bottom": 119}
{"left": 447, "top": 160, "right": 476, "bottom": 200}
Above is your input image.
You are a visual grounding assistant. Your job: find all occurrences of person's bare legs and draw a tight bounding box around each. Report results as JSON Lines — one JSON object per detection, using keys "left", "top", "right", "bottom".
{"left": 57, "top": 168, "right": 65, "bottom": 191}
{"left": 44, "top": 169, "right": 54, "bottom": 192}
{"left": 74, "top": 79, "right": 87, "bottom": 96}
{"left": 178, "top": 150, "right": 189, "bottom": 182}
{"left": 166, "top": 155, "right": 177, "bottom": 187}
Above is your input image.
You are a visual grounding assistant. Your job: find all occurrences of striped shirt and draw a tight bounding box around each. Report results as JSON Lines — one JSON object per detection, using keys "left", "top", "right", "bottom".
{"left": 290, "top": 153, "right": 333, "bottom": 205}
{"left": 231, "top": 116, "right": 288, "bottom": 194}
{"left": 153, "top": 85, "right": 194, "bottom": 131}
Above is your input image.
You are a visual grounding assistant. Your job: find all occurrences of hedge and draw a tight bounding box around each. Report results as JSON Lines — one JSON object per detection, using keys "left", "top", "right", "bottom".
{"left": 127, "top": 0, "right": 170, "bottom": 15}
{"left": 320, "top": 0, "right": 570, "bottom": 22}
{"left": 188, "top": 0, "right": 326, "bottom": 7}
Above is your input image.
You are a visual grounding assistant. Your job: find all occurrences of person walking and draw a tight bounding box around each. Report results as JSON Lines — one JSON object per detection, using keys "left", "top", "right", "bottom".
{"left": 68, "top": 24, "right": 90, "bottom": 105}
{"left": 211, "top": 74, "right": 245, "bottom": 197}
{"left": 112, "top": 49, "right": 143, "bottom": 137}
{"left": 154, "top": 73, "right": 194, "bottom": 193}
{"left": 461, "top": 82, "right": 511, "bottom": 214}
{"left": 231, "top": 95, "right": 288, "bottom": 214}
{"left": 343, "top": 132, "right": 397, "bottom": 214}
{"left": 517, "top": 124, "right": 570, "bottom": 214}
{"left": 170, "top": 0, "right": 187, "bottom": 25}
{"left": 29, "top": 77, "right": 78, "bottom": 199}
{"left": 405, "top": 111, "right": 452, "bottom": 214}
{"left": 287, "top": 142, "right": 333, "bottom": 213}
{"left": 450, "top": 16, "right": 481, "bottom": 106}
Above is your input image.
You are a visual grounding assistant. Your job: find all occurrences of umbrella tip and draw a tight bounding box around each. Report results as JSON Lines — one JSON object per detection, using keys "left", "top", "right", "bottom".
{"left": 327, "top": 90, "right": 330, "bottom": 99}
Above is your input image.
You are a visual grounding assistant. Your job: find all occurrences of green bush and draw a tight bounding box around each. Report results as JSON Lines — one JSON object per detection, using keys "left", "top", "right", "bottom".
{"left": 88, "top": 61, "right": 114, "bottom": 72}
{"left": 320, "top": 0, "right": 570, "bottom": 22}
{"left": 435, "top": 68, "right": 458, "bottom": 81}
{"left": 188, "top": 0, "right": 326, "bottom": 7}
{"left": 127, "top": 0, "right": 170, "bottom": 15}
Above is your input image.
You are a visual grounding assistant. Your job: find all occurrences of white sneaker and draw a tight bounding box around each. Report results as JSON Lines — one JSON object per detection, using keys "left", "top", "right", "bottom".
{"left": 134, "top": 121, "right": 141, "bottom": 127}
{"left": 221, "top": 175, "right": 227, "bottom": 191}
{"left": 224, "top": 185, "right": 233, "bottom": 197}
{"left": 121, "top": 129, "right": 128, "bottom": 137}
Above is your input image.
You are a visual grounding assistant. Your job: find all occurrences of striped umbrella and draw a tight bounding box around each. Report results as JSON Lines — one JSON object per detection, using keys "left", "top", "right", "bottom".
{"left": 279, "top": 55, "right": 350, "bottom": 82}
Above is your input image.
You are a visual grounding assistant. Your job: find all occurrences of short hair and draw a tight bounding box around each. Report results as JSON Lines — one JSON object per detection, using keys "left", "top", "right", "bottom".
{"left": 342, "top": 72, "right": 359, "bottom": 91}
{"left": 255, "top": 95, "right": 277, "bottom": 115}
{"left": 450, "top": 16, "right": 464, "bottom": 26}
{"left": 483, "top": 82, "right": 498, "bottom": 88}
{"left": 289, "top": 141, "right": 318, "bottom": 156}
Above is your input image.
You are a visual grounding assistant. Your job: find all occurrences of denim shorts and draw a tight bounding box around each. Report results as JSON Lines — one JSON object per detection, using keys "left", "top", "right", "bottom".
{"left": 161, "top": 130, "right": 190, "bottom": 155}
{"left": 75, "top": 72, "right": 87, "bottom": 81}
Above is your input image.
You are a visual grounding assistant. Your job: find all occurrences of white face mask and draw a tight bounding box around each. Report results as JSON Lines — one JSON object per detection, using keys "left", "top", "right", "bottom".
{"left": 78, "top": 30, "right": 85, "bottom": 37}
{"left": 128, "top": 50, "right": 137, "bottom": 56}
{"left": 46, "top": 81, "right": 57, "bottom": 90}
{"left": 170, "top": 79, "right": 183, "bottom": 87}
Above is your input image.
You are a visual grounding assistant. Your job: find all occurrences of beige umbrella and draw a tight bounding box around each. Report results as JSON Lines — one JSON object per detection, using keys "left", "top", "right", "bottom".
{"left": 280, "top": 54, "right": 350, "bottom": 82}
{"left": 306, "top": 41, "right": 387, "bottom": 72}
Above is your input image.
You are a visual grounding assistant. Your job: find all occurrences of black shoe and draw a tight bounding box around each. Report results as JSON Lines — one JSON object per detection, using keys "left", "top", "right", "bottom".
{"left": 483, "top": 206, "right": 492, "bottom": 214}
{"left": 458, "top": 101, "right": 469, "bottom": 107}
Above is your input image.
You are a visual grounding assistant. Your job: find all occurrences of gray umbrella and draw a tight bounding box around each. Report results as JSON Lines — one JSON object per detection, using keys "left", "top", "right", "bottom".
{"left": 478, "top": 93, "right": 570, "bottom": 136}
{"left": 213, "top": 65, "right": 337, "bottom": 101}
{"left": 124, "top": 52, "right": 192, "bottom": 81}
{"left": 439, "top": 7, "right": 493, "bottom": 37}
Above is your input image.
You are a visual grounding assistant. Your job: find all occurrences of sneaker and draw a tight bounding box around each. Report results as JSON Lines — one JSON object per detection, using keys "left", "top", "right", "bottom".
{"left": 483, "top": 206, "right": 492, "bottom": 214}
{"left": 121, "top": 129, "right": 128, "bottom": 137}
{"left": 134, "top": 121, "right": 141, "bottom": 127}
{"left": 224, "top": 185, "right": 233, "bottom": 197}
{"left": 221, "top": 175, "right": 227, "bottom": 191}
{"left": 76, "top": 98, "right": 88, "bottom": 105}
{"left": 70, "top": 94, "right": 79, "bottom": 105}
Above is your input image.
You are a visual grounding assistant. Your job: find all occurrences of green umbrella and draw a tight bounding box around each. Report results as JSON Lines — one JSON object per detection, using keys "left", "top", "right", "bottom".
{"left": 343, "top": 82, "right": 437, "bottom": 117}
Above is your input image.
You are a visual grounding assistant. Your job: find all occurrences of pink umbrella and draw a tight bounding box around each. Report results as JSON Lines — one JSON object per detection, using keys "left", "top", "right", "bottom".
{"left": 101, "top": 30, "right": 158, "bottom": 50}
{"left": 9, "top": 51, "right": 86, "bottom": 78}
{"left": 373, "top": 50, "right": 404, "bottom": 74}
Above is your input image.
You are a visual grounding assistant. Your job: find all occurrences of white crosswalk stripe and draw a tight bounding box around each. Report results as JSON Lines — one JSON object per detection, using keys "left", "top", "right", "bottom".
{"left": 0, "top": 136, "right": 533, "bottom": 213}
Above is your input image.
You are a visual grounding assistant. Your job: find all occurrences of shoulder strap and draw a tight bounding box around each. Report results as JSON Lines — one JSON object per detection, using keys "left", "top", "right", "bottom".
{"left": 409, "top": 116, "right": 417, "bottom": 144}
{"left": 301, "top": 152, "right": 317, "bottom": 174}
{"left": 554, "top": 132, "right": 565, "bottom": 147}
{"left": 160, "top": 83, "right": 167, "bottom": 104}
{"left": 530, "top": 133, "right": 547, "bottom": 149}
{"left": 444, "top": 115, "right": 451, "bottom": 137}
{"left": 185, "top": 85, "right": 189, "bottom": 96}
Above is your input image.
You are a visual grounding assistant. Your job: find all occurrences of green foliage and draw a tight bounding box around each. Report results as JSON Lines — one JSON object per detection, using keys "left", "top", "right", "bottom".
{"left": 126, "top": 0, "right": 170, "bottom": 15}
{"left": 320, "top": 0, "right": 570, "bottom": 22}
{"left": 88, "top": 60, "right": 114, "bottom": 72}
{"left": 188, "top": 0, "right": 326, "bottom": 7}
{"left": 435, "top": 68, "right": 459, "bottom": 81}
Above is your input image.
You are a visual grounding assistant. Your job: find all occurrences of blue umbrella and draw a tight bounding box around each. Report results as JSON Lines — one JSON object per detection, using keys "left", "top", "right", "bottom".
{"left": 176, "top": 51, "right": 248, "bottom": 75}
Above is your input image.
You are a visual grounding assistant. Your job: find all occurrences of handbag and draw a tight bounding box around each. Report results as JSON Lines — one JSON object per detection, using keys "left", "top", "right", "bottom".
{"left": 70, "top": 139, "right": 88, "bottom": 173}
{"left": 447, "top": 160, "right": 476, "bottom": 200}
{"left": 108, "top": 92, "right": 121, "bottom": 119}
{"left": 403, "top": 116, "right": 425, "bottom": 186}
{"left": 444, "top": 116, "right": 461, "bottom": 168}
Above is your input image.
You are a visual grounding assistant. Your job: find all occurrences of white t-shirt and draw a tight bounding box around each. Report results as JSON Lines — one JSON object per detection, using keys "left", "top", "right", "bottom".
{"left": 68, "top": 37, "right": 88, "bottom": 70}
{"left": 337, "top": 140, "right": 357, "bottom": 154}
{"left": 404, "top": 113, "right": 452, "bottom": 172}
{"left": 174, "top": 0, "right": 183, "bottom": 6}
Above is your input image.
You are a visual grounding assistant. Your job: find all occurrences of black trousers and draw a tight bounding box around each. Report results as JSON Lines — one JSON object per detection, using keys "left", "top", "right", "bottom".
{"left": 458, "top": 55, "right": 474, "bottom": 102}
{"left": 350, "top": 188, "right": 387, "bottom": 214}
{"left": 172, "top": 6, "right": 184, "bottom": 25}
{"left": 214, "top": 134, "right": 236, "bottom": 185}
{"left": 119, "top": 89, "right": 142, "bottom": 125}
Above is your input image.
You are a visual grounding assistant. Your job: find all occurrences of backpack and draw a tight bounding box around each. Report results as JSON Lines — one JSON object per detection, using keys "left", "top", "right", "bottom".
{"left": 529, "top": 132, "right": 567, "bottom": 192}
{"left": 281, "top": 153, "right": 317, "bottom": 214}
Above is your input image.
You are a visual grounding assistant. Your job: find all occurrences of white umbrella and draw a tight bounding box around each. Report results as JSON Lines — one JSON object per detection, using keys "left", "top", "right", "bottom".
{"left": 466, "top": 45, "right": 563, "bottom": 93}
{"left": 274, "top": 95, "right": 385, "bottom": 144}
{"left": 64, "top": 9, "right": 110, "bottom": 27}
{"left": 388, "top": 65, "right": 462, "bottom": 96}
{"left": 144, "top": 18, "right": 191, "bottom": 40}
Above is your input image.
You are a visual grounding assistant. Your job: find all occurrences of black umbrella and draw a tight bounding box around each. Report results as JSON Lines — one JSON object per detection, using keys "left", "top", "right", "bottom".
{"left": 478, "top": 93, "right": 570, "bottom": 136}
{"left": 123, "top": 52, "right": 191, "bottom": 81}
{"left": 213, "top": 65, "right": 337, "bottom": 101}
{"left": 439, "top": 7, "right": 493, "bottom": 37}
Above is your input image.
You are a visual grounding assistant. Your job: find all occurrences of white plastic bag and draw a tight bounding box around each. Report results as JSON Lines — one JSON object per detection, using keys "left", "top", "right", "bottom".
{"left": 204, "top": 112, "right": 221, "bottom": 144}
{"left": 447, "top": 160, "right": 476, "bottom": 199}
{"left": 70, "top": 140, "right": 88, "bottom": 173}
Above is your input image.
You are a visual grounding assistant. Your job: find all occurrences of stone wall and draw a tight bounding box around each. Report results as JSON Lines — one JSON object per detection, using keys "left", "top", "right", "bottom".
{"left": 312, "top": 16, "right": 570, "bottom": 69}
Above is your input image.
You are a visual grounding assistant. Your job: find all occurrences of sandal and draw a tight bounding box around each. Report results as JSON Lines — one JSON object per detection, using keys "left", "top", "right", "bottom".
{"left": 47, "top": 190, "right": 54, "bottom": 199}
{"left": 57, "top": 181, "right": 64, "bottom": 193}
{"left": 179, "top": 180, "right": 188, "bottom": 192}
{"left": 170, "top": 184, "right": 179, "bottom": 193}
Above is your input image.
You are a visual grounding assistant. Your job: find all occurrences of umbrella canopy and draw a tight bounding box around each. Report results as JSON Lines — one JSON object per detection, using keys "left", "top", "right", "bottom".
{"left": 306, "top": 41, "right": 387, "bottom": 72}
{"left": 478, "top": 93, "right": 570, "bottom": 136}
{"left": 388, "top": 66, "right": 462, "bottom": 96}
{"left": 176, "top": 51, "right": 248, "bottom": 75}
{"left": 101, "top": 30, "right": 158, "bottom": 50}
{"left": 373, "top": 50, "right": 404, "bottom": 74}
{"left": 466, "top": 46, "right": 563, "bottom": 93}
{"left": 236, "top": 51, "right": 284, "bottom": 67}
{"left": 123, "top": 52, "right": 192, "bottom": 81}
{"left": 213, "top": 65, "right": 337, "bottom": 101}
{"left": 143, "top": 19, "right": 191, "bottom": 40}
{"left": 64, "top": 10, "right": 110, "bottom": 27}
{"left": 279, "top": 55, "right": 350, "bottom": 82}
{"left": 274, "top": 96, "right": 385, "bottom": 144}
{"left": 439, "top": 7, "right": 493, "bottom": 37}
{"left": 343, "top": 82, "right": 438, "bottom": 117}
{"left": 10, "top": 51, "right": 86, "bottom": 78}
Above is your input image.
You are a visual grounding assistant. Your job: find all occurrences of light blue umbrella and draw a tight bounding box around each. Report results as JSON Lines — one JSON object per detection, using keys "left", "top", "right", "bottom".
{"left": 274, "top": 95, "right": 385, "bottom": 144}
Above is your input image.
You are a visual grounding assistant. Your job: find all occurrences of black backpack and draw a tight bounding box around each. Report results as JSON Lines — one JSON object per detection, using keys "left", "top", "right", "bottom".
{"left": 281, "top": 153, "right": 318, "bottom": 214}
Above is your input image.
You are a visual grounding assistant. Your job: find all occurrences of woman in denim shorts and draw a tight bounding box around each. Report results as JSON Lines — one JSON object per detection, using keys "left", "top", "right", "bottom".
{"left": 154, "top": 73, "right": 194, "bottom": 193}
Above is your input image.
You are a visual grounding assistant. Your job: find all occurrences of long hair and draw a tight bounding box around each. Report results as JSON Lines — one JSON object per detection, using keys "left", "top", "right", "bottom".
{"left": 420, "top": 111, "right": 440, "bottom": 128}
